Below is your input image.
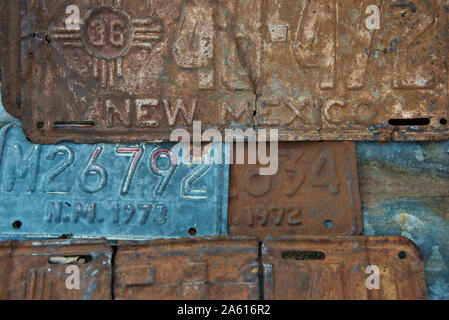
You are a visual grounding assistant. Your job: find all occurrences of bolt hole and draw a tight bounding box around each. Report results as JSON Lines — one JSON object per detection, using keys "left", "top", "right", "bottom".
{"left": 12, "top": 221, "right": 22, "bottom": 229}
{"left": 324, "top": 220, "right": 334, "bottom": 229}
{"left": 49, "top": 255, "right": 92, "bottom": 265}
{"left": 398, "top": 251, "right": 407, "bottom": 259}
{"left": 282, "top": 251, "right": 326, "bottom": 261}
{"left": 188, "top": 227, "right": 197, "bottom": 236}
{"left": 440, "top": 118, "right": 447, "bottom": 125}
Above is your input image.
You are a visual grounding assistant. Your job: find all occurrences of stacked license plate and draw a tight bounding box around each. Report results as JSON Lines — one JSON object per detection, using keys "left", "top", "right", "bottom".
{"left": 1, "top": 0, "right": 448, "bottom": 300}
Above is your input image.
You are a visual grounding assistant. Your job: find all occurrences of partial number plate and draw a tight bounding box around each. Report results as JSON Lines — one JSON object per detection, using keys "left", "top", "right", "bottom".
{"left": 0, "top": 239, "right": 111, "bottom": 300}
{"left": 229, "top": 142, "right": 362, "bottom": 237}
{"left": 2, "top": 0, "right": 448, "bottom": 143}
{"left": 113, "top": 236, "right": 427, "bottom": 300}
{"left": 263, "top": 236, "right": 428, "bottom": 300}
{"left": 0, "top": 123, "right": 229, "bottom": 240}
{"left": 114, "top": 238, "right": 260, "bottom": 300}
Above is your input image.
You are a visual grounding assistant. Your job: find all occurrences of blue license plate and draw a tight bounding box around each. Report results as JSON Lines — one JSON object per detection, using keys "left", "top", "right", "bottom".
{"left": 0, "top": 123, "right": 229, "bottom": 240}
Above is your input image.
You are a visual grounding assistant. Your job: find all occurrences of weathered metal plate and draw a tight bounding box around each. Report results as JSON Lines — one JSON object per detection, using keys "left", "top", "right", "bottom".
{"left": 262, "top": 236, "right": 428, "bottom": 300}
{"left": 0, "top": 239, "right": 112, "bottom": 300}
{"left": 114, "top": 238, "right": 260, "bottom": 300}
{"left": 357, "top": 140, "right": 449, "bottom": 300}
{"left": 3, "top": 0, "right": 448, "bottom": 143}
{"left": 257, "top": 0, "right": 449, "bottom": 141}
{"left": 229, "top": 142, "right": 362, "bottom": 237}
{"left": 0, "top": 0, "right": 22, "bottom": 119}
{"left": 0, "top": 123, "right": 229, "bottom": 240}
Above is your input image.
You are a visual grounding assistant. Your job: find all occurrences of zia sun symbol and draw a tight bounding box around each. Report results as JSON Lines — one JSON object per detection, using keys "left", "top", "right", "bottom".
{"left": 51, "top": 0, "right": 163, "bottom": 88}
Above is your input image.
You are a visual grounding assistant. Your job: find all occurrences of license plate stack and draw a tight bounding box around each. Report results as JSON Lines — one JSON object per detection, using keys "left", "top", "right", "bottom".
{"left": 1, "top": 0, "right": 447, "bottom": 300}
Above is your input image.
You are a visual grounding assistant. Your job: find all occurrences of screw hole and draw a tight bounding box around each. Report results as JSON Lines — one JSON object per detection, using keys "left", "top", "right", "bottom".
{"left": 188, "top": 227, "right": 197, "bottom": 236}
{"left": 12, "top": 221, "right": 22, "bottom": 229}
{"left": 324, "top": 220, "right": 334, "bottom": 229}
{"left": 398, "top": 251, "right": 407, "bottom": 259}
{"left": 440, "top": 118, "right": 447, "bottom": 125}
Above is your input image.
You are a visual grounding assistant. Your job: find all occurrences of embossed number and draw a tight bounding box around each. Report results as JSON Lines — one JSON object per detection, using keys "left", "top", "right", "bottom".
{"left": 392, "top": 0, "right": 435, "bottom": 88}
{"left": 294, "top": 0, "right": 336, "bottom": 89}
{"left": 311, "top": 148, "right": 339, "bottom": 194}
{"left": 181, "top": 153, "right": 212, "bottom": 199}
{"left": 89, "top": 19, "right": 125, "bottom": 47}
{"left": 43, "top": 146, "right": 75, "bottom": 194}
{"left": 78, "top": 146, "right": 108, "bottom": 193}
{"left": 116, "top": 147, "right": 144, "bottom": 195}
{"left": 149, "top": 149, "right": 178, "bottom": 196}
{"left": 174, "top": 0, "right": 214, "bottom": 89}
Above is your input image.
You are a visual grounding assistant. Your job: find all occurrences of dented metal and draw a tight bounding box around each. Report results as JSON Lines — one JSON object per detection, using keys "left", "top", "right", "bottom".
{"left": 229, "top": 142, "right": 362, "bottom": 237}
{"left": 0, "top": 238, "right": 112, "bottom": 300}
{"left": 262, "top": 236, "right": 428, "bottom": 300}
{"left": 1, "top": 0, "right": 448, "bottom": 143}
{"left": 0, "top": 123, "right": 229, "bottom": 240}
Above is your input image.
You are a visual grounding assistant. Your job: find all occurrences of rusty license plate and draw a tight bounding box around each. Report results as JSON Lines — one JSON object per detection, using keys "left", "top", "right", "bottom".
{"left": 114, "top": 238, "right": 260, "bottom": 300}
{"left": 0, "top": 239, "right": 112, "bottom": 300}
{"left": 262, "top": 236, "right": 428, "bottom": 300}
{"left": 0, "top": 123, "right": 229, "bottom": 240}
{"left": 229, "top": 142, "right": 362, "bottom": 237}
{"left": 2, "top": 0, "right": 448, "bottom": 143}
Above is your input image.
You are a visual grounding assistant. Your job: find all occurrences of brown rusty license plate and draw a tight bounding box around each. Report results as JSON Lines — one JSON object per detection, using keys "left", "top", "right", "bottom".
{"left": 262, "top": 236, "right": 428, "bottom": 300}
{"left": 0, "top": 239, "right": 112, "bottom": 300}
{"left": 114, "top": 238, "right": 260, "bottom": 300}
{"left": 229, "top": 142, "right": 362, "bottom": 237}
{"left": 2, "top": 0, "right": 448, "bottom": 143}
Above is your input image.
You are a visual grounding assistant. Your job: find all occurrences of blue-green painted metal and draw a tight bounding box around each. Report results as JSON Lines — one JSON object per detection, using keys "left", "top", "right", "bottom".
{"left": 357, "top": 141, "right": 449, "bottom": 300}
{"left": 0, "top": 88, "right": 17, "bottom": 128}
{"left": 0, "top": 123, "right": 229, "bottom": 240}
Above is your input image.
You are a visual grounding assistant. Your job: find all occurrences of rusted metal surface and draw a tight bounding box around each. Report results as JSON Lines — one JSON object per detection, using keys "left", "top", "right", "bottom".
{"left": 0, "top": 123, "right": 229, "bottom": 240}
{"left": 0, "top": 0, "right": 21, "bottom": 119}
{"left": 257, "top": 0, "right": 449, "bottom": 141}
{"left": 262, "top": 236, "right": 428, "bottom": 300}
{"left": 0, "top": 239, "right": 112, "bottom": 300}
{"left": 229, "top": 142, "right": 362, "bottom": 237}
{"left": 114, "top": 238, "right": 260, "bottom": 300}
{"left": 357, "top": 140, "right": 449, "bottom": 300}
{"left": 2, "top": 0, "right": 448, "bottom": 143}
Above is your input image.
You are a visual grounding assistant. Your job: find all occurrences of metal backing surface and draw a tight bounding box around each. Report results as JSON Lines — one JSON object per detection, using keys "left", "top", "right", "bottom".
{"left": 2, "top": 0, "right": 449, "bottom": 142}
{"left": 229, "top": 142, "right": 362, "bottom": 237}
